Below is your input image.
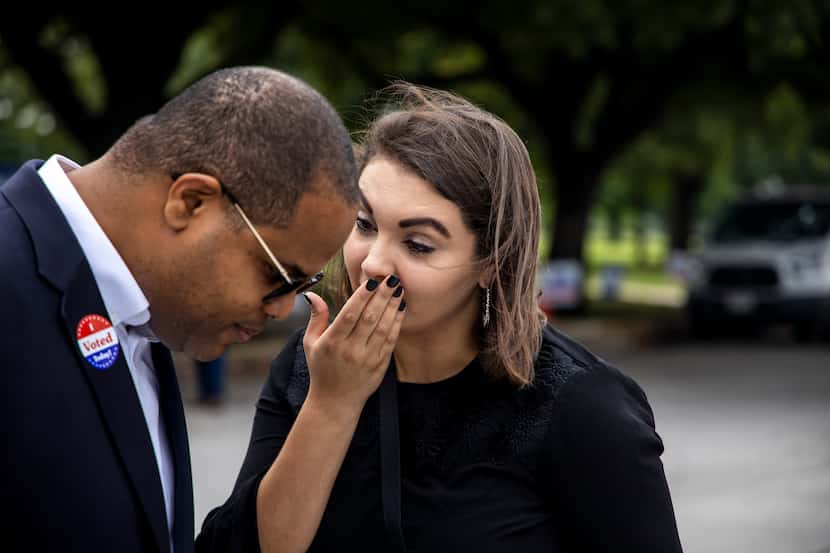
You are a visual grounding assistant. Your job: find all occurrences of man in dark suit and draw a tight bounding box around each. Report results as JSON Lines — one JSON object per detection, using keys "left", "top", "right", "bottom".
{"left": 0, "top": 66, "right": 358, "bottom": 552}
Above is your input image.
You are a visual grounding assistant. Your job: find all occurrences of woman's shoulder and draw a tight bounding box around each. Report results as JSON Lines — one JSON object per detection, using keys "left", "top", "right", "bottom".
{"left": 533, "top": 325, "right": 653, "bottom": 427}
{"left": 264, "top": 327, "right": 311, "bottom": 413}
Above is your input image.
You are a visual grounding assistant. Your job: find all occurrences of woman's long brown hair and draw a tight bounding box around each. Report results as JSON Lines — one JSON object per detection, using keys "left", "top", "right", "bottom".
{"left": 328, "top": 83, "right": 547, "bottom": 386}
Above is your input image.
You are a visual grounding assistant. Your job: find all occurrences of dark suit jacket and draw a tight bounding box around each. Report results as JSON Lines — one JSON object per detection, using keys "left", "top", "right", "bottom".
{"left": 0, "top": 161, "right": 194, "bottom": 553}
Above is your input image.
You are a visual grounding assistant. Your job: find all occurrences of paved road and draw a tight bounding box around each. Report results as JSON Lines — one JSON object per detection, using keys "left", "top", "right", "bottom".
{"left": 180, "top": 331, "right": 830, "bottom": 553}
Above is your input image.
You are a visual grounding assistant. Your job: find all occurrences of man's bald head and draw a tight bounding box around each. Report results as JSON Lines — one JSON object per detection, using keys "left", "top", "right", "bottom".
{"left": 109, "top": 66, "right": 358, "bottom": 226}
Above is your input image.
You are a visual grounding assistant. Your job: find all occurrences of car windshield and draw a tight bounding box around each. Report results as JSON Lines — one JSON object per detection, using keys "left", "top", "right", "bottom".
{"left": 712, "top": 200, "right": 830, "bottom": 243}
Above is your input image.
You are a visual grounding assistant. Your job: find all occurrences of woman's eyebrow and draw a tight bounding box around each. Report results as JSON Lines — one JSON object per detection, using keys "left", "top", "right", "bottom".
{"left": 398, "top": 217, "right": 451, "bottom": 238}
{"left": 359, "top": 190, "right": 373, "bottom": 214}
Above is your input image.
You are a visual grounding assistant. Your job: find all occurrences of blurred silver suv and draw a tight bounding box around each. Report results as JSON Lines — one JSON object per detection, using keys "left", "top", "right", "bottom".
{"left": 686, "top": 188, "right": 830, "bottom": 339}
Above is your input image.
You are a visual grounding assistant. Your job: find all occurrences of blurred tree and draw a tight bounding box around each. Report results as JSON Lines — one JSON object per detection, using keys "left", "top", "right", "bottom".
{"left": 0, "top": 45, "right": 85, "bottom": 165}
{"left": 292, "top": 0, "right": 830, "bottom": 265}
{"left": 4, "top": 0, "right": 830, "bottom": 272}
{"left": 596, "top": 78, "right": 830, "bottom": 260}
{"left": 597, "top": 96, "right": 741, "bottom": 257}
{"left": 0, "top": 3, "right": 295, "bottom": 158}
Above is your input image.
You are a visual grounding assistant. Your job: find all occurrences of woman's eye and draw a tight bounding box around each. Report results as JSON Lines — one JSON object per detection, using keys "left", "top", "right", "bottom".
{"left": 355, "top": 216, "right": 374, "bottom": 232}
{"left": 405, "top": 240, "right": 434, "bottom": 255}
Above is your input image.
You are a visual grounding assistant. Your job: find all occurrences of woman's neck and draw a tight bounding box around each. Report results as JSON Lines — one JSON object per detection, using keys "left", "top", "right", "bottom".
{"left": 393, "top": 324, "right": 478, "bottom": 384}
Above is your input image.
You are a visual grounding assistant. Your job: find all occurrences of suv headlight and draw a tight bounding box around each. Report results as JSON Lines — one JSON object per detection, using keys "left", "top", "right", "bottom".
{"left": 668, "top": 253, "right": 705, "bottom": 288}
{"left": 790, "top": 250, "right": 824, "bottom": 275}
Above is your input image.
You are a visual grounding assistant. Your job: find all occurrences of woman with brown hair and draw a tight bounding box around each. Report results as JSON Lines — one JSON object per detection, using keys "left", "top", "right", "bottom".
{"left": 196, "top": 84, "right": 683, "bottom": 553}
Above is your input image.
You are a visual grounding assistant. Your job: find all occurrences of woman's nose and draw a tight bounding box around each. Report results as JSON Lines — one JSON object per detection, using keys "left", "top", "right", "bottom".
{"left": 360, "top": 239, "right": 396, "bottom": 282}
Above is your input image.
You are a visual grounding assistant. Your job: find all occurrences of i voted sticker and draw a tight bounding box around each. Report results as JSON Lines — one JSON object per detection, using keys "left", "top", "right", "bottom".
{"left": 76, "top": 314, "right": 120, "bottom": 370}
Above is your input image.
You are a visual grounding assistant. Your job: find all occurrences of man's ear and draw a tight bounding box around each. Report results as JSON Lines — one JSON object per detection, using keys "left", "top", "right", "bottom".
{"left": 162, "top": 173, "right": 223, "bottom": 231}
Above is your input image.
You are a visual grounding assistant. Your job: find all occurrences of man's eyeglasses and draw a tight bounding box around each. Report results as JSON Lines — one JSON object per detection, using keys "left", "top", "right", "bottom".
{"left": 172, "top": 173, "right": 324, "bottom": 303}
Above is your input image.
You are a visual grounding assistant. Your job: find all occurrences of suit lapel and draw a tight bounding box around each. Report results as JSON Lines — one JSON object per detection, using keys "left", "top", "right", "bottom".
{"left": 3, "top": 162, "right": 170, "bottom": 553}
{"left": 153, "top": 344, "right": 194, "bottom": 553}
{"left": 62, "top": 271, "right": 170, "bottom": 553}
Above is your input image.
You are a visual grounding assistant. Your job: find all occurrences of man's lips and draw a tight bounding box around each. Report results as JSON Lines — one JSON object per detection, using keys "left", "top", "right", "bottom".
{"left": 234, "top": 324, "right": 262, "bottom": 343}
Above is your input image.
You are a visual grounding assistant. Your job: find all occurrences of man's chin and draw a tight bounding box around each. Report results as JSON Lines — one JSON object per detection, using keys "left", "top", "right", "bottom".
{"left": 187, "top": 341, "right": 228, "bottom": 363}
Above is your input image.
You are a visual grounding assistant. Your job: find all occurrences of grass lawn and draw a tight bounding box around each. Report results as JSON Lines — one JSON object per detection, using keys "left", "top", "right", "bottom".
{"left": 541, "top": 227, "right": 686, "bottom": 305}
{"left": 584, "top": 229, "right": 669, "bottom": 271}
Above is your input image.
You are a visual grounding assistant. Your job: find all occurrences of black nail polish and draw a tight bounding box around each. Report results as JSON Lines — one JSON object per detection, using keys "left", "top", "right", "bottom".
{"left": 398, "top": 300, "right": 406, "bottom": 311}
{"left": 392, "top": 286, "right": 403, "bottom": 298}
{"left": 387, "top": 275, "right": 400, "bottom": 288}
{"left": 366, "top": 279, "right": 379, "bottom": 291}
{"left": 302, "top": 292, "right": 312, "bottom": 306}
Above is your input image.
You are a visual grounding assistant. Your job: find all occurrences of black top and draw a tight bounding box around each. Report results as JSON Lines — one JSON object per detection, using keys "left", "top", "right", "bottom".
{"left": 196, "top": 326, "right": 683, "bottom": 553}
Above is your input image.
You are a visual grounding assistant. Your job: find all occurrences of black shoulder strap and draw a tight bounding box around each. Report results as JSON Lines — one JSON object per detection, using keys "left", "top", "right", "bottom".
{"left": 379, "top": 361, "right": 407, "bottom": 552}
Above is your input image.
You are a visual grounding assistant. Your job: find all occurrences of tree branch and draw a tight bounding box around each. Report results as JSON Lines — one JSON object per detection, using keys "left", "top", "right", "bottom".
{"left": 0, "top": 17, "right": 99, "bottom": 155}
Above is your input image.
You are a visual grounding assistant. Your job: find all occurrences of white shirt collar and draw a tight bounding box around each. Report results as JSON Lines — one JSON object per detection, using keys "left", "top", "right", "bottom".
{"left": 38, "top": 154, "right": 153, "bottom": 331}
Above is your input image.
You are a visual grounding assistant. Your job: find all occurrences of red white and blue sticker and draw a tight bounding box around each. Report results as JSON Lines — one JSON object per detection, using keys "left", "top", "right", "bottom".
{"left": 76, "top": 314, "right": 120, "bottom": 370}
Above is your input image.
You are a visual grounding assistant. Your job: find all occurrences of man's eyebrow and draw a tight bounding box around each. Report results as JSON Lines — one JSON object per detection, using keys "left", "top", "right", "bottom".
{"left": 265, "top": 259, "right": 308, "bottom": 281}
{"left": 359, "top": 190, "right": 373, "bottom": 214}
{"left": 399, "top": 217, "right": 451, "bottom": 238}
{"left": 284, "top": 263, "right": 309, "bottom": 280}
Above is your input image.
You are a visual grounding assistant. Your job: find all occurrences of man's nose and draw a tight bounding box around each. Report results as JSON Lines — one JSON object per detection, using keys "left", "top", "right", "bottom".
{"left": 262, "top": 293, "right": 296, "bottom": 321}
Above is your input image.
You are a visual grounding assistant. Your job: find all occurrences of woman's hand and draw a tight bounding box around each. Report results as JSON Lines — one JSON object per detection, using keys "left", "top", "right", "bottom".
{"left": 302, "top": 275, "right": 406, "bottom": 418}
{"left": 254, "top": 277, "right": 405, "bottom": 553}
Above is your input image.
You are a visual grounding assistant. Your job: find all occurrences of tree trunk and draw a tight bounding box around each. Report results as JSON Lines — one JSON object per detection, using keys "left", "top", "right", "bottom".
{"left": 634, "top": 211, "right": 649, "bottom": 268}
{"left": 547, "top": 160, "right": 601, "bottom": 262}
{"left": 544, "top": 160, "right": 602, "bottom": 312}
{"left": 632, "top": 190, "right": 649, "bottom": 268}
{"left": 606, "top": 205, "right": 623, "bottom": 242}
{"left": 669, "top": 171, "right": 705, "bottom": 251}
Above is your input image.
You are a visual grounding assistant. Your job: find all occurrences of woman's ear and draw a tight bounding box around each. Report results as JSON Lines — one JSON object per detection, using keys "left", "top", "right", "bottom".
{"left": 162, "top": 173, "right": 223, "bottom": 231}
{"left": 478, "top": 263, "right": 495, "bottom": 290}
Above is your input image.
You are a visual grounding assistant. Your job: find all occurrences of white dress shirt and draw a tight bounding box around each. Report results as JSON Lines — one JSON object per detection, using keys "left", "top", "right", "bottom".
{"left": 39, "top": 155, "right": 176, "bottom": 552}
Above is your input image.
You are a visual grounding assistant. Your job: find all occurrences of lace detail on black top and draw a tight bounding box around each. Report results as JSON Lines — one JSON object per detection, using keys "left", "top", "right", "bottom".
{"left": 396, "top": 335, "right": 588, "bottom": 478}
{"left": 283, "top": 335, "right": 310, "bottom": 413}
{"left": 275, "top": 327, "right": 596, "bottom": 483}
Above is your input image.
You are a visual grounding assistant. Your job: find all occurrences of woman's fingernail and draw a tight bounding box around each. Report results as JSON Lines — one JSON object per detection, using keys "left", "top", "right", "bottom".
{"left": 366, "top": 279, "right": 379, "bottom": 291}
{"left": 393, "top": 286, "right": 403, "bottom": 298}
{"left": 302, "top": 292, "right": 312, "bottom": 306}
{"left": 387, "top": 275, "right": 400, "bottom": 287}
{"left": 398, "top": 300, "right": 406, "bottom": 311}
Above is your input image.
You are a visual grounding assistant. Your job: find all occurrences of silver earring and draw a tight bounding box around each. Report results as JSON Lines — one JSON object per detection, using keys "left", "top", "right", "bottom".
{"left": 482, "top": 287, "right": 491, "bottom": 328}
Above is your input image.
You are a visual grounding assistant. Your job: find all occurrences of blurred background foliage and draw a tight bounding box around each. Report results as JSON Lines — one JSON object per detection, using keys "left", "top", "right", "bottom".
{"left": 3, "top": 0, "right": 830, "bottom": 288}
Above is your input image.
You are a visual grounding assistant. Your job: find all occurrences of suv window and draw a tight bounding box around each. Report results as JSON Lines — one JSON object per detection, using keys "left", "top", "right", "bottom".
{"left": 712, "top": 200, "right": 830, "bottom": 243}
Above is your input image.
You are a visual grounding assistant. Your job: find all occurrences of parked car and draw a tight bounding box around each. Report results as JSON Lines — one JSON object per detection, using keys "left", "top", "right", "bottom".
{"left": 686, "top": 187, "right": 830, "bottom": 339}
